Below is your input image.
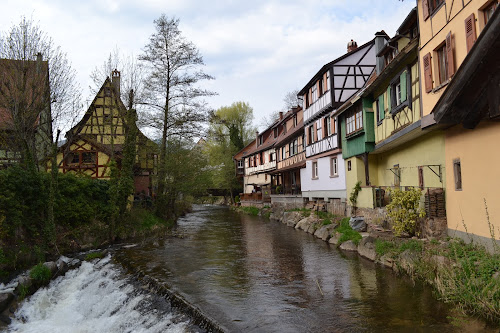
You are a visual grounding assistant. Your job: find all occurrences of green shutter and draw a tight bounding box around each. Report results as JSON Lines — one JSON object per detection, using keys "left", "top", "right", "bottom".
{"left": 400, "top": 70, "right": 407, "bottom": 102}
{"left": 386, "top": 86, "right": 391, "bottom": 111}
{"left": 378, "top": 95, "right": 385, "bottom": 120}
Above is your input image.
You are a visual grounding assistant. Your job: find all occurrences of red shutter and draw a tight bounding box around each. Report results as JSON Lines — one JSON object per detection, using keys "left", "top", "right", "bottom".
{"left": 309, "top": 88, "right": 312, "bottom": 104}
{"left": 465, "top": 13, "right": 477, "bottom": 53}
{"left": 313, "top": 122, "right": 318, "bottom": 142}
{"left": 446, "top": 32, "right": 455, "bottom": 79}
{"left": 422, "top": 0, "right": 430, "bottom": 20}
{"left": 323, "top": 72, "right": 328, "bottom": 92}
{"left": 316, "top": 81, "right": 321, "bottom": 96}
{"left": 305, "top": 128, "right": 309, "bottom": 145}
{"left": 331, "top": 116, "right": 336, "bottom": 135}
{"left": 423, "top": 53, "right": 433, "bottom": 93}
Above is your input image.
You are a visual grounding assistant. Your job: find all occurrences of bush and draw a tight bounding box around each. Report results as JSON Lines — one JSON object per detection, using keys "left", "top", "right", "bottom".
{"left": 386, "top": 187, "right": 425, "bottom": 236}
{"left": 29, "top": 263, "right": 51, "bottom": 283}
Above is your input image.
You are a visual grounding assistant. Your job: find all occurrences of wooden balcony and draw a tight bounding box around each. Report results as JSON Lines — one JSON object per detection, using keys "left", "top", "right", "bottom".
{"left": 277, "top": 152, "right": 305, "bottom": 170}
{"left": 304, "top": 92, "right": 332, "bottom": 123}
{"left": 306, "top": 133, "right": 338, "bottom": 157}
{"left": 245, "top": 160, "right": 276, "bottom": 176}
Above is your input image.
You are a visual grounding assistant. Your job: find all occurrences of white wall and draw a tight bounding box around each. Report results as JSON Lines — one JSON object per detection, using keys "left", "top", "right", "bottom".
{"left": 300, "top": 152, "right": 346, "bottom": 199}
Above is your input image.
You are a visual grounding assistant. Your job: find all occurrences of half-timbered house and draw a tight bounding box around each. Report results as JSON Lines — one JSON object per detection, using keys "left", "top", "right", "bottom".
{"left": 238, "top": 120, "right": 280, "bottom": 205}
{"left": 298, "top": 38, "right": 376, "bottom": 206}
{"left": 57, "top": 70, "right": 157, "bottom": 195}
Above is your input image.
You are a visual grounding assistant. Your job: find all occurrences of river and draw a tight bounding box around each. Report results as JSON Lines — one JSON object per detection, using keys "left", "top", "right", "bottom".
{"left": 6, "top": 205, "right": 495, "bottom": 332}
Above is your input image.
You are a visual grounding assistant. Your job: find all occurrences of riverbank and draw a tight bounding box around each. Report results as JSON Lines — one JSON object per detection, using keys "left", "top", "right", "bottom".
{"left": 234, "top": 205, "right": 500, "bottom": 325}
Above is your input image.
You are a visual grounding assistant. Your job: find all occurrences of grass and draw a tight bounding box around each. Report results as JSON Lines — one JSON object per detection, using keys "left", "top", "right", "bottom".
{"left": 17, "top": 284, "right": 29, "bottom": 300}
{"left": 375, "top": 240, "right": 397, "bottom": 256}
{"left": 240, "top": 206, "right": 260, "bottom": 216}
{"left": 322, "top": 219, "right": 332, "bottom": 226}
{"left": 85, "top": 252, "right": 104, "bottom": 261}
{"left": 336, "top": 217, "right": 362, "bottom": 245}
{"left": 29, "top": 263, "right": 51, "bottom": 283}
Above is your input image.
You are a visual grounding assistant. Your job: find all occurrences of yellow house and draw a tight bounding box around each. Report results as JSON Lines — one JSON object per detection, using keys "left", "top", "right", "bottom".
{"left": 57, "top": 70, "right": 157, "bottom": 195}
{"left": 423, "top": 1, "right": 499, "bottom": 249}
{"left": 337, "top": 10, "right": 448, "bottom": 237}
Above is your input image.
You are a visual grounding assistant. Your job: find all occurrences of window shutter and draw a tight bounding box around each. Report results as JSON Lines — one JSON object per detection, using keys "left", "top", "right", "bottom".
{"left": 386, "top": 86, "right": 391, "bottom": 111}
{"left": 378, "top": 94, "right": 385, "bottom": 120}
{"left": 304, "top": 129, "right": 309, "bottom": 145}
{"left": 400, "top": 70, "right": 407, "bottom": 102}
{"left": 331, "top": 116, "right": 335, "bottom": 135}
{"left": 309, "top": 88, "right": 312, "bottom": 104}
{"left": 317, "top": 81, "right": 321, "bottom": 96}
{"left": 422, "top": 0, "right": 430, "bottom": 20}
{"left": 313, "top": 122, "right": 318, "bottom": 142}
{"left": 446, "top": 32, "right": 455, "bottom": 79}
{"left": 323, "top": 72, "right": 328, "bottom": 92}
{"left": 423, "top": 53, "right": 433, "bottom": 93}
{"left": 465, "top": 14, "right": 477, "bottom": 53}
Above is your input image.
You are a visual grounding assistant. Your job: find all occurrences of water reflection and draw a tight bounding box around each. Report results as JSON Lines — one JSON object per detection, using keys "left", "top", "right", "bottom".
{"left": 119, "top": 206, "right": 494, "bottom": 332}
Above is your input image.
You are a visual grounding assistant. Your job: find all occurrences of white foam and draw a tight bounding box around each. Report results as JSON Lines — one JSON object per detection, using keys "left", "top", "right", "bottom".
{"left": 6, "top": 256, "right": 188, "bottom": 333}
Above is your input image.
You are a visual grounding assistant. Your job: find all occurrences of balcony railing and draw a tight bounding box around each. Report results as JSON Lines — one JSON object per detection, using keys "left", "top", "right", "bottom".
{"left": 240, "top": 192, "right": 263, "bottom": 202}
{"left": 245, "top": 160, "right": 276, "bottom": 175}
{"left": 304, "top": 92, "right": 332, "bottom": 123}
{"left": 271, "top": 186, "right": 301, "bottom": 195}
{"left": 306, "top": 134, "right": 338, "bottom": 157}
{"left": 277, "top": 152, "right": 305, "bottom": 170}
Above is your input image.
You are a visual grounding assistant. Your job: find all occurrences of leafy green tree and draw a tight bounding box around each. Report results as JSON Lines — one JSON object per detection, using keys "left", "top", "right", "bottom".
{"left": 207, "top": 102, "right": 255, "bottom": 202}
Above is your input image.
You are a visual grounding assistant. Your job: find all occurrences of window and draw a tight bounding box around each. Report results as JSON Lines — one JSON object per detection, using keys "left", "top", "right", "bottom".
{"left": 347, "top": 160, "right": 352, "bottom": 171}
{"left": 324, "top": 117, "right": 332, "bottom": 137}
{"left": 258, "top": 135, "right": 264, "bottom": 146}
{"left": 330, "top": 157, "right": 338, "bottom": 177}
{"left": 67, "top": 152, "right": 79, "bottom": 165}
{"left": 308, "top": 125, "right": 314, "bottom": 144}
{"left": 293, "top": 115, "right": 298, "bottom": 127}
{"left": 436, "top": 44, "right": 448, "bottom": 85}
{"left": 484, "top": 1, "right": 498, "bottom": 24}
{"left": 395, "top": 81, "right": 402, "bottom": 106}
{"left": 376, "top": 95, "right": 385, "bottom": 123}
{"left": 104, "top": 87, "right": 112, "bottom": 97}
{"left": 311, "top": 84, "right": 318, "bottom": 103}
{"left": 289, "top": 142, "right": 294, "bottom": 157}
{"left": 281, "top": 147, "right": 285, "bottom": 160}
{"left": 237, "top": 160, "right": 243, "bottom": 168}
{"left": 453, "top": 159, "right": 462, "bottom": 190}
{"left": 82, "top": 152, "right": 96, "bottom": 164}
{"left": 332, "top": 117, "right": 336, "bottom": 134}
{"left": 302, "top": 134, "right": 306, "bottom": 149}
{"left": 423, "top": 0, "right": 444, "bottom": 20}
{"left": 346, "top": 106, "right": 363, "bottom": 135}
{"left": 429, "top": 0, "right": 443, "bottom": 13}
{"left": 312, "top": 161, "right": 318, "bottom": 179}
{"left": 273, "top": 128, "right": 278, "bottom": 138}
{"left": 270, "top": 152, "right": 275, "bottom": 162}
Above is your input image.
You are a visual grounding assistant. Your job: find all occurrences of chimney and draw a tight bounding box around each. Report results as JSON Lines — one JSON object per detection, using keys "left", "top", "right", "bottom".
{"left": 347, "top": 39, "right": 358, "bottom": 53}
{"left": 374, "top": 31, "right": 388, "bottom": 75}
{"left": 279, "top": 112, "right": 283, "bottom": 120}
{"left": 36, "top": 52, "right": 42, "bottom": 73}
{"left": 111, "top": 69, "right": 121, "bottom": 96}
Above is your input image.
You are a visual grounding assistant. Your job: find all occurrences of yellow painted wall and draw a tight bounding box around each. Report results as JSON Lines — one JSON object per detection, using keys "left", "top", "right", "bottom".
{"left": 418, "top": 0, "right": 494, "bottom": 116}
{"left": 371, "top": 131, "right": 446, "bottom": 189}
{"left": 445, "top": 122, "right": 500, "bottom": 241}
{"left": 345, "top": 156, "right": 374, "bottom": 208}
{"left": 374, "top": 62, "right": 421, "bottom": 143}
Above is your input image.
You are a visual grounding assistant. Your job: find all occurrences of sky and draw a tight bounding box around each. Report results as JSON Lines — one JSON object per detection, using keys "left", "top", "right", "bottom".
{"left": 0, "top": 0, "right": 416, "bottom": 132}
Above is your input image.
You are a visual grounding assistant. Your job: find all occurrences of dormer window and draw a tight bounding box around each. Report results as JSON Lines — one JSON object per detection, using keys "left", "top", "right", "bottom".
{"left": 258, "top": 135, "right": 264, "bottom": 145}
{"left": 273, "top": 128, "right": 278, "bottom": 138}
{"left": 293, "top": 115, "right": 297, "bottom": 127}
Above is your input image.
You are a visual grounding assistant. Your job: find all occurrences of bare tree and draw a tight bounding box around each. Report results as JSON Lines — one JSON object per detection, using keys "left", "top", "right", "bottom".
{"left": 0, "top": 16, "right": 81, "bottom": 169}
{"left": 139, "top": 15, "right": 215, "bottom": 217}
{"left": 89, "top": 48, "right": 145, "bottom": 109}
{"left": 283, "top": 89, "right": 301, "bottom": 110}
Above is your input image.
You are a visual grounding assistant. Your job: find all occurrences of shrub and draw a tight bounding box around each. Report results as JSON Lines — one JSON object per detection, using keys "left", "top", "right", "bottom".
{"left": 29, "top": 263, "right": 51, "bottom": 283}
{"left": 349, "top": 181, "right": 362, "bottom": 207}
{"left": 386, "top": 187, "right": 425, "bottom": 236}
{"left": 399, "top": 239, "right": 423, "bottom": 253}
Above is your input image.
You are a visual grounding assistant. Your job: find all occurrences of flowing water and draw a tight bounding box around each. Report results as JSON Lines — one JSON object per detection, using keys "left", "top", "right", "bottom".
{"left": 6, "top": 205, "right": 496, "bottom": 332}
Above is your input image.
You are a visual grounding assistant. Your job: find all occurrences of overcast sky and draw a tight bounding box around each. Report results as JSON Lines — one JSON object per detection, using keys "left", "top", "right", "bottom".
{"left": 0, "top": 0, "right": 415, "bottom": 131}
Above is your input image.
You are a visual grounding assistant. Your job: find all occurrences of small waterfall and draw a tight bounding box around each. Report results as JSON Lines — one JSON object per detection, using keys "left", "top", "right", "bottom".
{"left": 6, "top": 256, "right": 191, "bottom": 333}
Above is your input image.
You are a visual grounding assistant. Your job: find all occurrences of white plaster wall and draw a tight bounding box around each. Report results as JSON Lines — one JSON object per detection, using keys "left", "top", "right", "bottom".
{"left": 300, "top": 152, "right": 346, "bottom": 194}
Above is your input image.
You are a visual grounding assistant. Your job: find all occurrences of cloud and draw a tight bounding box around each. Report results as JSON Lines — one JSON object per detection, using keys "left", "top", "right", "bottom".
{"left": 0, "top": 0, "right": 416, "bottom": 129}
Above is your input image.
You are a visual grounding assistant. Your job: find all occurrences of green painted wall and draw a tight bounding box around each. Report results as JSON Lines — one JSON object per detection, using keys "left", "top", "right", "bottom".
{"left": 341, "top": 97, "right": 375, "bottom": 159}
